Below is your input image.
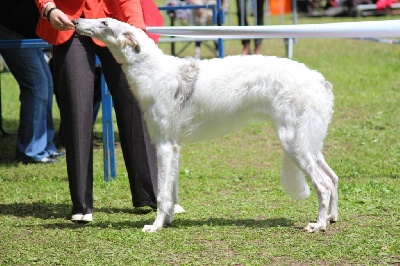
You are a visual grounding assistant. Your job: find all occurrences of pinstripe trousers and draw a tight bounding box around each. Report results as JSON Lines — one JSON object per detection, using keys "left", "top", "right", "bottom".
{"left": 52, "top": 33, "right": 158, "bottom": 215}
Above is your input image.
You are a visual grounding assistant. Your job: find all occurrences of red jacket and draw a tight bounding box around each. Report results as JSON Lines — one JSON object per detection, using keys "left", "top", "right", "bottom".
{"left": 35, "top": 0, "right": 163, "bottom": 45}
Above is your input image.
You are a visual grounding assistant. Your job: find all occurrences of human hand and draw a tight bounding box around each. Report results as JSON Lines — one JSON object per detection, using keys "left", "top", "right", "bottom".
{"left": 48, "top": 8, "right": 75, "bottom": 31}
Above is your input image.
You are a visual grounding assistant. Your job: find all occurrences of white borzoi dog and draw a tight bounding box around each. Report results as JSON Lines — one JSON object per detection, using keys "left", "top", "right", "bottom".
{"left": 74, "top": 18, "right": 339, "bottom": 233}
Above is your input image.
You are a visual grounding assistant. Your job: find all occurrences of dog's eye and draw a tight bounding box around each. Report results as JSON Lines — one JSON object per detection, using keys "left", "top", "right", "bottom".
{"left": 101, "top": 21, "right": 108, "bottom": 26}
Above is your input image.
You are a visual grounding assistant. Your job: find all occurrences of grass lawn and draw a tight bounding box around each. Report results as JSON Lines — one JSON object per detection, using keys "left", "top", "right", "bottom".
{"left": 0, "top": 6, "right": 399, "bottom": 266}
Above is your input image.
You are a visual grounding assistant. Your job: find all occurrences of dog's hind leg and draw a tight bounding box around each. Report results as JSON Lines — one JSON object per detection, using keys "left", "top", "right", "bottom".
{"left": 317, "top": 153, "right": 339, "bottom": 223}
{"left": 277, "top": 125, "right": 335, "bottom": 232}
{"left": 290, "top": 152, "right": 334, "bottom": 232}
{"left": 142, "top": 142, "right": 180, "bottom": 232}
{"left": 302, "top": 160, "right": 334, "bottom": 232}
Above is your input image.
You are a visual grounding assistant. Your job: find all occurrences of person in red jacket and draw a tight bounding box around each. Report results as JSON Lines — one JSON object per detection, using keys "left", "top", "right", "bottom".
{"left": 35, "top": 0, "right": 163, "bottom": 223}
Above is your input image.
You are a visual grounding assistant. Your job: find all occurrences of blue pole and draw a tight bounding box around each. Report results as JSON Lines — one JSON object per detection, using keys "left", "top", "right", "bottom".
{"left": 216, "top": 0, "right": 224, "bottom": 58}
{"left": 97, "top": 56, "right": 116, "bottom": 181}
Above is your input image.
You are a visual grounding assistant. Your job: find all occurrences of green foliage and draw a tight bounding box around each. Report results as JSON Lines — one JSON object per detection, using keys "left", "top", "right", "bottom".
{"left": 0, "top": 13, "right": 399, "bottom": 265}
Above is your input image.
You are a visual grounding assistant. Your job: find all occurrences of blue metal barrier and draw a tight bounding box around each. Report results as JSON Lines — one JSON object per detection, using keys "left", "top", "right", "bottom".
{"left": 159, "top": 1, "right": 225, "bottom": 58}
{"left": 96, "top": 57, "right": 116, "bottom": 181}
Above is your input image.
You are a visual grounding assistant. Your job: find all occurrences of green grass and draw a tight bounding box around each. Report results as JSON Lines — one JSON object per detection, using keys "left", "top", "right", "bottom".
{"left": 0, "top": 10, "right": 400, "bottom": 266}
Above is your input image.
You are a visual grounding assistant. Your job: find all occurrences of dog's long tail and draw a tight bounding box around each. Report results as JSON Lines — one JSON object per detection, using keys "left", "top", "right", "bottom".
{"left": 280, "top": 152, "right": 311, "bottom": 200}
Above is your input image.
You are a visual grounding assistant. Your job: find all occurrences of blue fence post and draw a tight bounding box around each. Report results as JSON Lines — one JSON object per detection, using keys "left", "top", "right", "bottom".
{"left": 216, "top": 0, "right": 224, "bottom": 58}
{"left": 96, "top": 56, "right": 116, "bottom": 182}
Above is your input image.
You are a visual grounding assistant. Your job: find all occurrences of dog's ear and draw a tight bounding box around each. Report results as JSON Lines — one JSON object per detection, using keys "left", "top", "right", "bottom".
{"left": 122, "top": 32, "right": 141, "bottom": 53}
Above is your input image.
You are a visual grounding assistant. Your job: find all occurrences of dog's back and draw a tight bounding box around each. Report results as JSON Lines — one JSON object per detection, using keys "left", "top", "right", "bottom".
{"left": 176, "top": 55, "right": 333, "bottom": 143}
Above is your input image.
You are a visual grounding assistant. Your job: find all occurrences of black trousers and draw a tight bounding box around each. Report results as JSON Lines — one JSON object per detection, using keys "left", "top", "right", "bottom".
{"left": 236, "top": 0, "right": 265, "bottom": 46}
{"left": 52, "top": 33, "right": 158, "bottom": 215}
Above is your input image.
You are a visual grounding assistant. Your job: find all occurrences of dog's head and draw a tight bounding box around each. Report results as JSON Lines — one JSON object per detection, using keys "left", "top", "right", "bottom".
{"left": 73, "top": 18, "right": 141, "bottom": 53}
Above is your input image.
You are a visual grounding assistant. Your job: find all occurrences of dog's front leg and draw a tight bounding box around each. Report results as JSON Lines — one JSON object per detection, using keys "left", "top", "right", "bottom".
{"left": 142, "top": 141, "right": 180, "bottom": 233}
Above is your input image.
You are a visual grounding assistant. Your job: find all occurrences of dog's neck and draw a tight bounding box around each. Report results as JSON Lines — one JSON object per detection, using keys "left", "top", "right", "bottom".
{"left": 105, "top": 28, "right": 191, "bottom": 112}
{"left": 108, "top": 37, "right": 167, "bottom": 105}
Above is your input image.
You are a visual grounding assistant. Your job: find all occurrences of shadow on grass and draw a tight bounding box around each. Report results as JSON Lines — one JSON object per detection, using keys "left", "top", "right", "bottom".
{"left": 0, "top": 201, "right": 295, "bottom": 230}
{"left": 0, "top": 202, "right": 70, "bottom": 219}
{"left": 166, "top": 217, "right": 295, "bottom": 229}
{"left": 0, "top": 133, "right": 17, "bottom": 163}
{"left": 79, "top": 214, "right": 295, "bottom": 230}
{"left": 0, "top": 202, "right": 133, "bottom": 220}
{"left": 80, "top": 217, "right": 295, "bottom": 231}
{"left": 38, "top": 217, "right": 295, "bottom": 230}
{"left": 94, "top": 206, "right": 295, "bottom": 229}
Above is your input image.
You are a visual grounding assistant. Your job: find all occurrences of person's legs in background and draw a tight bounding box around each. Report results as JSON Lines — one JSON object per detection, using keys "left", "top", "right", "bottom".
{"left": 236, "top": 0, "right": 251, "bottom": 55}
{"left": 193, "top": 1, "right": 208, "bottom": 59}
{"left": 0, "top": 45, "right": 58, "bottom": 163}
{"left": 254, "top": 0, "right": 265, "bottom": 54}
{"left": 41, "top": 50, "right": 59, "bottom": 157}
{"left": 195, "top": 41, "right": 202, "bottom": 59}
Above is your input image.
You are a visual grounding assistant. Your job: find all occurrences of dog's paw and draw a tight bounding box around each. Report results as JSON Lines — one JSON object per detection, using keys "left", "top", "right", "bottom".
{"left": 304, "top": 222, "right": 326, "bottom": 233}
{"left": 174, "top": 204, "right": 186, "bottom": 214}
{"left": 327, "top": 214, "right": 338, "bottom": 223}
{"left": 142, "top": 224, "right": 160, "bottom": 233}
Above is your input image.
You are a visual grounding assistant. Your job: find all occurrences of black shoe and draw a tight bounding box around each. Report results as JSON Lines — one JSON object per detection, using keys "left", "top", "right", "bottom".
{"left": 50, "top": 151, "right": 65, "bottom": 159}
{"left": 133, "top": 203, "right": 157, "bottom": 214}
{"left": 21, "top": 156, "right": 59, "bottom": 164}
{"left": 133, "top": 206, "right": 155, "bottom": 214}
{"left": 37, "top": 157, "right": 59, "bottom": 164}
